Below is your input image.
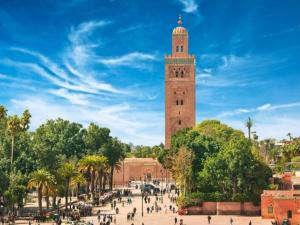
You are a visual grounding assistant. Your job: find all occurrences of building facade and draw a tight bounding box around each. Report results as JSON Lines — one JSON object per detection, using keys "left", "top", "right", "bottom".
{"left": 165, "top": 16, "right": 196, "bottom": 148}
{"left": 113, "top": 158, "right": 171, "bottom": 186}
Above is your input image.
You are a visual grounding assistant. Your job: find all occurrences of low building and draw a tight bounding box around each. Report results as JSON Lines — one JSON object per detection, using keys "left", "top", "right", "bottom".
{"left": 261, "top": 190, "right": 300, "bottom": 225}
{"left": 113, "top": 158, "right": 172, "bottom": 186}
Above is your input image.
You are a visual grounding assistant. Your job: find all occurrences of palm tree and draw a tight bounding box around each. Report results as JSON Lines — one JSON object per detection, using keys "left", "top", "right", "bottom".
{"left": 58, "top": 162, "right": 78, "bottom": 209}
{"left": 79, "top": 155, "right": 107, "bottom": 200}
{"left": 95, "top": 156, "right": 108, "bottom": 195}
{"left": 7, "top": 110, "right": 31, "bottom": 172}
{"left": 7, "top": 116, "right": 21, "bottom": 171}
{"left": 71, "top": 174, "right": 86, "bottom": 200}
{"left": 101, "top": 138, "right": 125, "bottom": 191}
{"left": 245, "top": 117, "right": 253, "bottom": 140}
{"left": 27, "top": 169, "right": 55, "bottom": 215}
{"left": 0, "top": 106, "right": 7, "bottom": 152}
{"left": 287, "top": 132, "right": 293, "bottom": 141}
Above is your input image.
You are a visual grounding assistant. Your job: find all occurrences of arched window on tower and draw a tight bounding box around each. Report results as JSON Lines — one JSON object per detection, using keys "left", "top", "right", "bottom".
{"left": 181, "top": 46, "right": 184, "bottom": 52}
{"left": 175, "top": 71, "right": 179, "bottom": 77}
{"left": 181, "top": 71, "right": 184, "bottom": 78}
{"left": 176, "top": 100, "right": 179, "bottom": 105}
{"left": 181, "top": 100, "right": 184, "bottom": 105}
{"left": 176, "top": 46, "right": 179, "bottom": 52}
{"left": 179, "top": 120, "right": 182, "bottom": 125}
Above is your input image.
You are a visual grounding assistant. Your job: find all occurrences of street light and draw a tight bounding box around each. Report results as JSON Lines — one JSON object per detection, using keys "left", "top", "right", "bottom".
{"left": 160, "top": 169, "right": 163, "bottom": 203}
{"left": 141, "top": 189, "right": 144, "bottom": 217}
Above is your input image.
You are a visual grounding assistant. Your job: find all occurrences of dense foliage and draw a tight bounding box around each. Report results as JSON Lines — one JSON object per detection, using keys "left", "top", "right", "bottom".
{"left": 0, "top": 105, "right": 127, "bottom": 214}
{"left": 163, "top": 120, "right": 273, "bottom": 204}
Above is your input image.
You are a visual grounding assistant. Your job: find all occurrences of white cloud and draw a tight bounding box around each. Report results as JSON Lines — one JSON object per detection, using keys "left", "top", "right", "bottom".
{"left": 178, "top": 0, "right": 198, "bottom": 13}
{"left": 49, "top": 88, "right": 90, "bottom": 105}
{"left": 257, "top": 104, "right": 271, "bottom": 111}
{"left": 9, "top": 96, "right": 164, "bottom": 145}
{"left": 197, "top": 53, "right": 282, "bottom": 88}
{"left": 98, "top": 52, "right": 157, "bottom": 68}
{"left": 219, "top": 102, "right": 300, "bottom": 117}
{"left": 221, "top": 115, "right": 300, "bottom": 141}
{"left": 0, "top": 73, "right": 8, "bottom": 79}
{"left": 196, "top": 73, "right": 212, "bottom": 78}
{"left": 2, "top": 19, "right": 163, "bottom": 146}
{"left": 68, "top": 20, "right": 111, "bottom": 45}
{"left": 7, "top": 48, "right": 125, "bottom": 94}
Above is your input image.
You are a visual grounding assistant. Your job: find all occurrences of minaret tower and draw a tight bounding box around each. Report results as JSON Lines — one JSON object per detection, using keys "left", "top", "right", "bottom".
{"left": 165, "top": 15, "right": 196, "bottom": 149}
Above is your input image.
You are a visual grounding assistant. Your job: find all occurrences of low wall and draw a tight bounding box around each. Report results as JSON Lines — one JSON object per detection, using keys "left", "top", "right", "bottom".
{"left": 185, "top": 202, "right": 260, "bottom": 216}
{"left": 243, "top": 202, "right": 261, "bottom": 216}
{"left": 202, "top": 202, "right": 217, "bottom": 214}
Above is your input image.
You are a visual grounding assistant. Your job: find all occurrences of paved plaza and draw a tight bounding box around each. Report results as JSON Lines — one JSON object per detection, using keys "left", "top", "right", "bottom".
{"left": 16, "top": 188, "right": 273, "bottom": 225}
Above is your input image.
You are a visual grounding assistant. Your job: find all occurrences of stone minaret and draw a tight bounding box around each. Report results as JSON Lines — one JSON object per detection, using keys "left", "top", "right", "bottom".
{"left": 165, "top": 15, "right": 196, "bottom": 149}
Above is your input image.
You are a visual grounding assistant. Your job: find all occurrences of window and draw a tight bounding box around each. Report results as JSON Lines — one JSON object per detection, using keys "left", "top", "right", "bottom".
{"left": 176, "top": 100, "right": 179, "bottom": 105}
{"left": 178, "top": 120, "right": 181, "bottom": 125}
{"left": 181, "top": 100, "right": 184, "bottom": 105}
{"left": 287, "top": 210, "right": 292, "bottom": 219}
{"left": 176, "top": 71, "right": 179, "bottom": 77}
{"left": 181, "top": 71, "right": 184, "bottom": 78}
{"left": 181, "top": 45, "right": 184, "bottom": 52}
{"left": 176, "top": 46, "right": 179, "bottom": 52}
{"left": 268, "top": 206, "right": 273, "bottom": 214}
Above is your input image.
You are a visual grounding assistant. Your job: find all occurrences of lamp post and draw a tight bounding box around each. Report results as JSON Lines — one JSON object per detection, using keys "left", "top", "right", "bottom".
{"left": 141, "top": 190, "right": 144, "bottom": 217}
{"left": 160, "top": 169, "right": 163, "bottom": 203}
{"left": 122, "top": 160, "right": 125, "bottom": 187}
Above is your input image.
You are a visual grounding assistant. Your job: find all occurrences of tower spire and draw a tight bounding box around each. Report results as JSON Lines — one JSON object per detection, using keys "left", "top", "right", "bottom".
{"left": 178, "top": 14, "right": 182, "bottom": 26}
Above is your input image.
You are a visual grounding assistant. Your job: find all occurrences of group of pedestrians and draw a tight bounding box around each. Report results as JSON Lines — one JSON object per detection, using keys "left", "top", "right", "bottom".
{"left": 97, "top": 214, "right": 116, "bottom": 225}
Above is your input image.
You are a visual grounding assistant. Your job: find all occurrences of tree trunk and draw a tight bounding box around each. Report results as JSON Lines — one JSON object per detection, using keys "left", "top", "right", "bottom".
{"left": 45, "top": 195, "right": 50, "bottom": 209}
{"left": 110, "top": 167, "right": 114, "bottom": 191}
{"left": 248, "top": 128, "right": 251, "bottom": 140}
{"left": 52, "top": 195, "right": 57, "bottom": 208}
{"left": 77, "top": 183, "right": 80, "bottom": 200}
{"left": 103, "top": 174, "right": 107, "bottom": 191}
{"left": 65, "top": 181, "right": 69, "bottom": 210}
{"left": 10, "top": 136, "right": 14, "bottom": 171}
{"left": 91, "top": 170, "right": 95, "bottom": 201}
{"left": 99, "top": 169, "right": 103, "bottom": 195}
{"left": 38, "top": 187, "right": 43, "bottom": 216}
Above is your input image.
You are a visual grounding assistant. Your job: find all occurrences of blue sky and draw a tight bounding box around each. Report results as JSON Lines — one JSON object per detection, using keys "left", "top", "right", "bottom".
{"left": 0, "top": 0, "right": 300, "bottom": 145}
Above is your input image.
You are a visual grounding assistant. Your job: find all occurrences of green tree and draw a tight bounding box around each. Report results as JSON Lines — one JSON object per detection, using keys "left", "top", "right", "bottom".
{"left": 171, "top": 147, "right": 194, "bottom": 196}
{"left": 7, "top": 110, "right": 31, "bottom": 171}
{"left": 27, "top": 169, "right": 55, "bottom": 215}
{"left": 7, "top": 116, "right": 22, "bottom": 171}
{"left": 79, "top": 155, "right": 107, "bottom": 200}
{"left": 170, "top": 126, "right": 220, "bottom": 183}
{"left": 84, "top": 123, "right": 111, "bottom": 154}
{"left": 245, "top": 117, "right": 254, "bottom": 140}
{"left": 199, "top": 136, "right": 272, "bottom": 202}
{"left": 0, "top": 105, "right": 7, "bottom": 150}
{"left": 58, "top": 162, "right": 78, "bottom": 209}
{"left": 287, "top": 132, "right": 293, "bottom": 141}
{"left": 32, "top": 118, "right": 85, "bottom": 172}
{"left": 101, "top": 138, "right": 125, "bottom": 190}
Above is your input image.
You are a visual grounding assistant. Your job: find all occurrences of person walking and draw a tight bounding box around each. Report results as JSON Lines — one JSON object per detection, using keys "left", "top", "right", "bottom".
{"left": 249, "top": 221, "right": 252, "bottom": 225}
{"left": 179, "top": 219, "right": 183, "bottom": 225}
{"left": 208, "top": 215, "right": 211, "bottom": 224}
{"left": 174, "top": 217, "right": 178, "bottom": 224}
{"left": 230, "top": 217, "right": 234, "bottom": 225}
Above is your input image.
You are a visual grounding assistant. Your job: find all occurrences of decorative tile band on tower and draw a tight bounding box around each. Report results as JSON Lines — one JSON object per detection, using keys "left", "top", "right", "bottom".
{"left": 165, "top": 15, "right": 196, "bottom": 149}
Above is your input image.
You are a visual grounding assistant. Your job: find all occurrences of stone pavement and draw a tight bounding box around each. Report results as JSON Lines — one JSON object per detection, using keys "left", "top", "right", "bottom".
{"left": 16, "top": 188, "right": 273, "bottom": 225}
